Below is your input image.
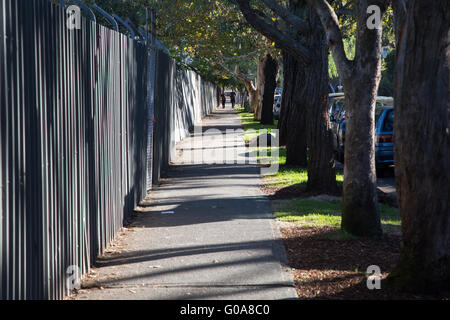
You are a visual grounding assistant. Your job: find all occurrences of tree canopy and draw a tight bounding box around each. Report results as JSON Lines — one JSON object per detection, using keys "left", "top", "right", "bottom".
{"left": 76, "top": 0, "right": 278, "bottom": 88}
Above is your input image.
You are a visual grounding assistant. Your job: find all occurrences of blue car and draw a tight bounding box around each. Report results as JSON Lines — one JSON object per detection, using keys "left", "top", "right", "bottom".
{"left": 329, "top": 95, "right": 394, "bottom": 169}
{"left": 374, "top": 104, "right": 394, "bottom": 168}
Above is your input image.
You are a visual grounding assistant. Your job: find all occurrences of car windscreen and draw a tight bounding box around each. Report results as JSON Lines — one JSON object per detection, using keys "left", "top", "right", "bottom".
{"left": 375, "top": 101, "right": 393, "bottom": 119}
{"left": 375, "top": 103, "right": 385, "bottom": 122}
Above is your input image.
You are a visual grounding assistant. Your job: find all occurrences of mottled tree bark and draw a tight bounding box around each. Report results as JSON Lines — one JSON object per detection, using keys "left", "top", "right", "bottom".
{"left": 386, "top": 0, "right": 450, "bottom": 293}
{"left": 301, "top": 4, "right": 337, "bottom": 194}
{"left": 280, "top": 2, "right": 337, "bottom": 192}
{"left": 243, "top": 79, "right": 258, "bottom": 112}
{"left": 340, "top": 10, "right": 384, "bottom": 237}
{"left": 307, "top": 0, "right": 387, "bottom": 237}
{"left": 261, "top": 54, "right": 278, "bottom": 125}
{"left": 340, "top": 82, "right": 382, "bottom": 237}
{"left": 279, "top": 51, "right": 308, "bottom": 166}
{"left": 254, "top": 54, "right": 266, "bottom": 120}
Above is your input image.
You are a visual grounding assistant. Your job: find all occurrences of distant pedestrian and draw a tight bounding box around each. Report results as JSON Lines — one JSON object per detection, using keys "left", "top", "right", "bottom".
{"left": 230, "top": 91, "right": 236, "bottom": 109}
{"left": 221, "top": 92, "right": 226, "bottom": 108}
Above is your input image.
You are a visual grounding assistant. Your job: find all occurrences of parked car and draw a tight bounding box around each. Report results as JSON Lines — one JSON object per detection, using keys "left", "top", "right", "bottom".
{"left": 328, "top": 93, "right": 346, "bottom": 160}
{"left": 374, "top": 101, "right": 394, "bottom": 168}
{"left": 328, "top": 94, "right": 394, "bottom": 169}
{"left": 273, "top": 94, "right": 282, "bottom": 120}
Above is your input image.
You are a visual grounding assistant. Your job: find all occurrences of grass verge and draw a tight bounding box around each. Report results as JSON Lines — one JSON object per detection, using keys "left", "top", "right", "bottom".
{"left": 236, "top": 106, "right": 399, "bottom": 234}
{"left": 238, "top": 108, "right": 445, "bottom": 299}
{"left": 272, "top": 197, "right": 401, "bottom": 236}
{"left": 235, "top": 106, "right": 278, "bottom": 142}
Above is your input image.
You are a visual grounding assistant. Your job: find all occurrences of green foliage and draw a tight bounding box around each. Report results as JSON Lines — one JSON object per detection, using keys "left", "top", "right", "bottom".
{"left": 378, "top": 49, "right": 396, "bottom": 96}
{"left": 150, "top": 0, "right": 282, "bottom": 86}
{"left": 327, "top": 3, "right": 395, "bottom": 80}
{"left": 153, "top": 1, "right": 262, "bottom": 82}
{"left": 328, "top": 35, "right": 355, "bottom": 79}
{"left": 381, "top": 6, "right": 396, "bottom": 48}
{"left": 378, "top": 6, "right": 396, "bottom": 97}
{"left": 77, "top": 0, "right": 275, "bottom": 86}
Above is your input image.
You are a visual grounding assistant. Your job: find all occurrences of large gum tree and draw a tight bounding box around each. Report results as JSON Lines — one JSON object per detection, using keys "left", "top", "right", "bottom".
{"left": 305, "top": 0, "right": 389, "bottom": 238}
{"left": 234, "top": 0, "right": 338, "bottom": 194}
{"left": 235, "top": 0, "right": 388, "bottom": 236}
{"left": 386, "top": 0, "right": 450, "bottom": 293}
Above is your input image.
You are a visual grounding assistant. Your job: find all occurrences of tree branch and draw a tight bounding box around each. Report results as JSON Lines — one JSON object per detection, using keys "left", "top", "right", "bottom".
{"left": 392, "top": 0, "right": 408, "bottom": 49}
{"left": 234, "top": 0, "right": 312, "bottom": 65}
{"left": 260, "top": 0, "right": 310, "bottom": 34}
{"left": 223, "top": 50, "right": 261, "bottom": 61}
{"left": 305, "top": 0, "right": 353, "bottom": 78}
{"left": 211, "top": 57, "right": 256, "bottom": 90}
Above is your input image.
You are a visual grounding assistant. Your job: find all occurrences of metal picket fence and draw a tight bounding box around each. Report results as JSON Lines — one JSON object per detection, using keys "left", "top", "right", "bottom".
{"left": 0, "top": 0, "right": 218, "bottom": 300}
{"left": 0, "top": 0, "right": 145, "bottom": 300}
{"left": 152, "top": 51, "right": 219, "bottom": 180}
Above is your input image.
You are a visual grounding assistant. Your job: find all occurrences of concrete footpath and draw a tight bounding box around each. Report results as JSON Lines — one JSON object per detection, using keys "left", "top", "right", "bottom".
{"left": 72, "top": 107, "right": 298, "bottom": 300}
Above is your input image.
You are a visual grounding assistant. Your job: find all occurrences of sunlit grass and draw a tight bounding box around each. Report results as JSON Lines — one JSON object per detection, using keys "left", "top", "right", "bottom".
{"left": 236, "top": 107, "right": 344, "bottom": 184}
{"left": 236, "top": 106, "right": 278, "bottom": 142}
{"left": 266, "top": 167, "right": 344, "bottom": 186}
{"left": 254, "top": 146, "right": 286, "bottom": 165}
{"left": 274, "top": 198, "right": 401, "bottom": 234}
{"left": 236, "top": 106, "right": 281, "bottom": 164}
{"left": 236, "top": 107, "right": 400, "bottom": 236}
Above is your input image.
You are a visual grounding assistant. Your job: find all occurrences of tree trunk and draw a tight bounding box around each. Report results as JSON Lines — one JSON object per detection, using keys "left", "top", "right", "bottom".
{"left": 279, "top": 50, "right": 308, "bottom": 166}
{"left": 235, "top": 0, "right": 337, "bottom": 194}
{"left": 254, "top": 53, "right": 266, "bottom": 120}
{"left": 301, "top": 6, "right": 337, "bottom": 194}
{"left": 314, "top": 0, "right": 386, "bottom": 238}
{"left": 260, "top": 54, "right": 278, "bottom": 125}
{"left": 278, "top": 52, "right": 290, "bottom": 146}
{"left": 280, "top": 0, "right": 337, "bottom": 191}
{"left": 233, "top": 64, "right": 257, "bottom": 112}
{"left": 243, "top": 79, "right": 258, "bottom": 113}
{"left": 238, "top": 89, "right": 248, "bottom": 110}
{"left": 216, "top": 86, "right": 221, "bottom": 108}
{"left": 340, "top": 84, "right": 382, "bottom": 237}
{"left": 386, "top": 0, "right": 450, "bottom": 293}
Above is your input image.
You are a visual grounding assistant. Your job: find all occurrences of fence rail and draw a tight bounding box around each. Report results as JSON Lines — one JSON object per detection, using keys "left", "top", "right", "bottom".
{"left": 1, "top": 0, "right": 217, "bottom": 300}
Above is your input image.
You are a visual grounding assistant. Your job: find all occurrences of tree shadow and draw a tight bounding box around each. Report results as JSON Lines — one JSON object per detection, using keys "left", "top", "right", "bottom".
{"left": 280, "top": 226, "right": 401, "bottom": 273}
{"left": 79, "top": 234, "right": 298, "bottom": 300}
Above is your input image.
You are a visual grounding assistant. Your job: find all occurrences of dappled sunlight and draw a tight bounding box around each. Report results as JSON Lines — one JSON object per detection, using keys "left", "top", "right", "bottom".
{"left": 274, "top": 198, "right": 400, "bottom": 234}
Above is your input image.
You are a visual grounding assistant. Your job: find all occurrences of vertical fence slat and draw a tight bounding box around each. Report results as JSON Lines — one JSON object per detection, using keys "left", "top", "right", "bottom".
{"left": 0, "top": 0, "right": 5, "bottom": 300}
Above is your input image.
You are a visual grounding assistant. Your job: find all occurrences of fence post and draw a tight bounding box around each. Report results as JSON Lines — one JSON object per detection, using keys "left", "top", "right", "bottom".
{"left": 145, "top": 8, "right": 157, "bottom": 191}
